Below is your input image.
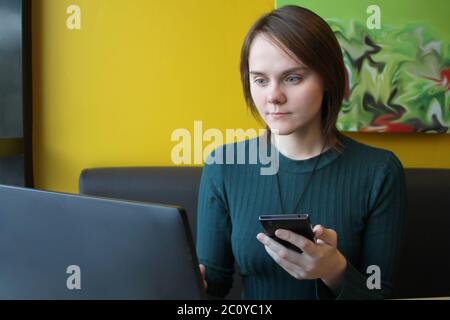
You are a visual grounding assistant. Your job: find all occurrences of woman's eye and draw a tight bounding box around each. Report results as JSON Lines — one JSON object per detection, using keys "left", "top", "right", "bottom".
{"left": 254, "top": 78, "right": 267, "bottom": 86}
{"left": 285, "top": 76, "right": 302, "bottom": 83}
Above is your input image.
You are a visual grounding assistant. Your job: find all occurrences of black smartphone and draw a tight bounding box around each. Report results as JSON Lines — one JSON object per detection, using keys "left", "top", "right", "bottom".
{"left": 259, "top": 214, "right": 315, "bottom": 254}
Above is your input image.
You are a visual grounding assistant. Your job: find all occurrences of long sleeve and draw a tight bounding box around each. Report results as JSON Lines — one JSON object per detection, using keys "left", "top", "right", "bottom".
{"left": 196, "top": 150, "right": 235, "bottom": 298}
{"left": 316, "top": 152, "right": 407, "bottom": 299}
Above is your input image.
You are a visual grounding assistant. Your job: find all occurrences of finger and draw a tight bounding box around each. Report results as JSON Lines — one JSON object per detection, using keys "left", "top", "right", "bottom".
{"left": 265, "top": 245, "right": 307, "bottom": 280}
{"left": 258, "top": 232, "right": 309, "bottom": 268}
{"left": 275, "top": 229, "right": 318, "bottom": 256}
{"left": 313, "top": 225, "right": 325, "bottom": 237}
{"left": 199, "top": 264, "right": 205, "bottom": 277}
{"left": 257, "top": 233, "right": 287, "bottom": 253}
{"left": 313, "top": 225, "right": 326, "bottom": 244}
{"left": 199, "top": 264, "right": 207, "bottom": 289}
{"left": 313, "top": 225, "right": 337, "bottom": 246}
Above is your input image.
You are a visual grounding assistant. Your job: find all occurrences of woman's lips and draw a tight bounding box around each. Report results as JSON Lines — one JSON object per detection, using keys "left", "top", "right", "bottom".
{"left": 268, "top": 112, "right": 291, "bottom": 119}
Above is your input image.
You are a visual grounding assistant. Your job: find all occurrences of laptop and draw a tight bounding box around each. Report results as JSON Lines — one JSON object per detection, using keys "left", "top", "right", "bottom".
{"left": 0, "top": 184, "right": 206, "bottom": 300}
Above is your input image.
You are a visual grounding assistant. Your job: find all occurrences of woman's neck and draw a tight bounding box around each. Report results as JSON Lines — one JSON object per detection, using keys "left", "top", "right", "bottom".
{"left": 270, "top": 125, "right": 328, "bottom": 161}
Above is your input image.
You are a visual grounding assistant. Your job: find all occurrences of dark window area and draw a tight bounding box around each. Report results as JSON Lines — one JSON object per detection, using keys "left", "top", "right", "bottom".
{"left": 0, "top": 0, "right": 32, "bottom": 187}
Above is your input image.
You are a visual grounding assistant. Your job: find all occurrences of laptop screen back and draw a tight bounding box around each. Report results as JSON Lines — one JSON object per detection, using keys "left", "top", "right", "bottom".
{"left": 0, "top": 184, "right": 205, "bottom": 299}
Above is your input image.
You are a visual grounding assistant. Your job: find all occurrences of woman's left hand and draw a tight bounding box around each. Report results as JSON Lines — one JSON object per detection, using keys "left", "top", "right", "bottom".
{"left": 256, "top": 225, "right": 347, "bottom": 292}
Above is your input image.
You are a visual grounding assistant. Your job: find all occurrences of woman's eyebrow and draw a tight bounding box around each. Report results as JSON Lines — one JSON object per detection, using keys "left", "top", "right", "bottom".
{"left": 249, "top": 66, "right": 307, "bottom": 76}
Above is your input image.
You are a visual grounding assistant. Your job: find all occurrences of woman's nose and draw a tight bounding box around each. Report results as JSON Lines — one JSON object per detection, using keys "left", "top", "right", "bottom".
{"left": 267, "top": 85, "right": 286, "bottom": 105}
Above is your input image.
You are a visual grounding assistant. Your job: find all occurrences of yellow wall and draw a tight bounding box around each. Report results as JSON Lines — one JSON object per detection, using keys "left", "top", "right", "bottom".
{"left": 32, "top": 0, "right": 450, "bottom": 194}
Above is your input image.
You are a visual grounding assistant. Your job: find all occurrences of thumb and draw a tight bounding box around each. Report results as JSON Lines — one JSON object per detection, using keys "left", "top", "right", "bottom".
{"left": 313, "top": 225, "right": 337, "bottom": 246}
{"left": 199, "top": 264, "right": 208, "bottom": 289}
{"left": 199, "top": 264, "right": 205, "bottom": 276}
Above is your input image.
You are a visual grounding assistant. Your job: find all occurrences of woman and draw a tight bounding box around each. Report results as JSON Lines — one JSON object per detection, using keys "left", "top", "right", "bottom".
{"left": 197, "top": 5, "right": 406, "bottom": 300}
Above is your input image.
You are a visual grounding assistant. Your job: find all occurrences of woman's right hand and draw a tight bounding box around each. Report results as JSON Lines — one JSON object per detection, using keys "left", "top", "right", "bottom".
{"left": 199, "top": 264, "right": 208, "bottom": 289}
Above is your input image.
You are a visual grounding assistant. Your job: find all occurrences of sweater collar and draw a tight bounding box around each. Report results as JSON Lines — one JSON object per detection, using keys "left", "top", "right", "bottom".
{"left": 262, "top": 135, "right": 347, "bottom": 174}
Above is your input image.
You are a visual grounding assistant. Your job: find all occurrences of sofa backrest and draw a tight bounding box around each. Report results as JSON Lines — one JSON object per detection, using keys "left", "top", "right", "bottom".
{"left": 79, "top": 167, "right": 450, "bottom": 299}
{"left": 396, "top": 169, "right": 450, "bottom": 298}
{"left": 80, "top": 167, "right": 203, "bottom": 240}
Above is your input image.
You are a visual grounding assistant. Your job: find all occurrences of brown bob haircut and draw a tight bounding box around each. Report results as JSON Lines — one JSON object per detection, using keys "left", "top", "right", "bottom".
{"left": 240, "top": 5, "right": 346, "bottom": 151}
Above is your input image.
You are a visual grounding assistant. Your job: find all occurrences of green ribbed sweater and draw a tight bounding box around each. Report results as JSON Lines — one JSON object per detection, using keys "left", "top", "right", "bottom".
{"left": 196, "top": 134, "right": 407, "bottom": 300}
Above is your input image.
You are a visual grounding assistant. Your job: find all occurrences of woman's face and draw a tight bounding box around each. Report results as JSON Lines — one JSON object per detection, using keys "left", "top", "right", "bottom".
{"left": 248, "top": 34, "right": 325, "bottom": 136}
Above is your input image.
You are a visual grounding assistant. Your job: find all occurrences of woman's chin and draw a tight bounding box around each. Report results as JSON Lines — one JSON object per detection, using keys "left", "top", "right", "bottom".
{"left": 264, "top": 119, "right": 289, "bottom": 132}
{"left": 267, "top": 126, "right": 296, "bottom": 136}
